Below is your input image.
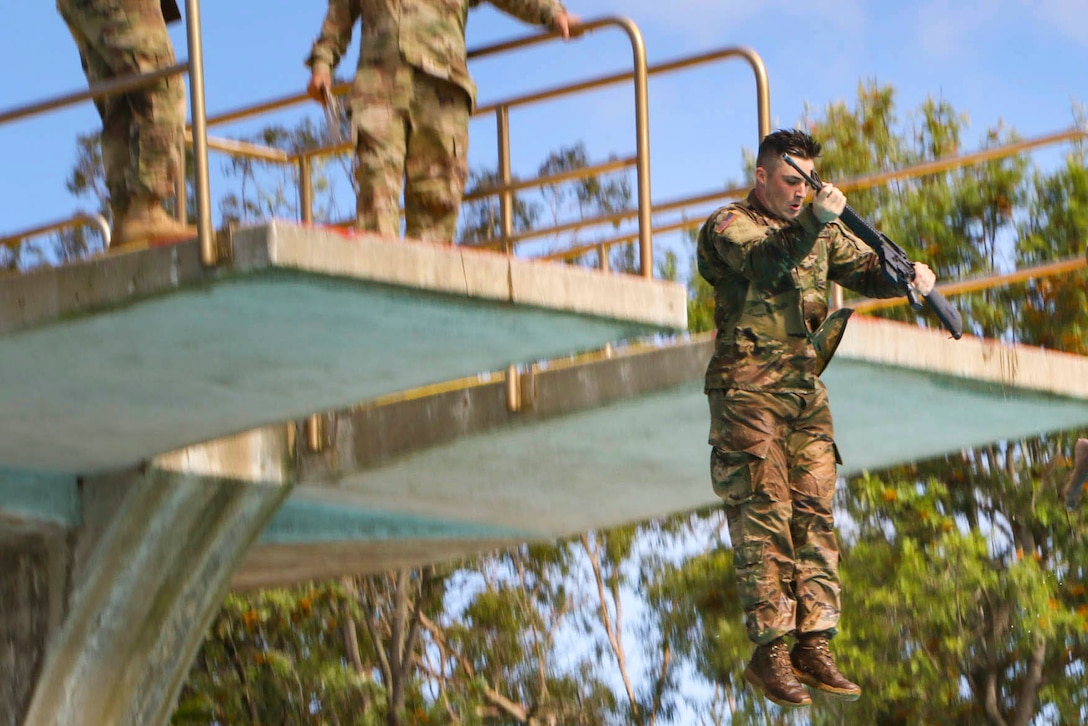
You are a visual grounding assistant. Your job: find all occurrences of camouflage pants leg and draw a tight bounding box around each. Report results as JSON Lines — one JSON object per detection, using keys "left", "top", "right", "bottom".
{"left": 56, "top": 0, "right": 185, "bottom": 214}
{"left": 351, "top": 64, "right": 410, "bottom": 237}
{"left": 403, "top": 69, "right": 470, "bottom": 245}
{"left": 708, "top": 384, "right": 841, "bottom": 644}
{"left": 350, "top": 65, "right": 470, "bottom": 242}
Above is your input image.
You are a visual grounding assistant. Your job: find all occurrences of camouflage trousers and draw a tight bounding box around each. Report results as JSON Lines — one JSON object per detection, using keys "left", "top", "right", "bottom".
{"left": 350, "top": 64, "right": 470, "bottom": 244}
{"left": 57, "top": 0, "right": 186, "bottom": 216}
{"left": 707, "top": 383, "right": 842, "bottom": 645}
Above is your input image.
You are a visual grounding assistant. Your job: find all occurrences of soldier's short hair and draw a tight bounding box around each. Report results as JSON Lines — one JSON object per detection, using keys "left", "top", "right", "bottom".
{"left": 756, "top": 129, "right": 822, "bottom": 170}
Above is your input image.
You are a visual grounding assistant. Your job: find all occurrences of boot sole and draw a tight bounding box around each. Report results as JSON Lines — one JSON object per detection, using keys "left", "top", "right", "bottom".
{"left": 795, "top": 671, "right": 862, "bottom": 701}
{"left": 743, "top": 666, "right": 812, "bottom": 708}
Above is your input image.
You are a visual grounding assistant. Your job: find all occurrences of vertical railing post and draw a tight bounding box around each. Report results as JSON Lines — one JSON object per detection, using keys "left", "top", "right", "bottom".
{"left": 299, "top": 154, "right": 313, "bottom": 224}
{"left": 175, "top": 136, "right": 188, "bottom": 225}
{"left": 739, "top": 47, "right": 772, "bottom": 142}
{"left": 496, "top": 105, "right": 514, "bottom": 254}
{"left": 616, "top": 19, "right": 653, "bottom": 278}
{"left": 183, "top": 0, "right": 214, "bottom": 265}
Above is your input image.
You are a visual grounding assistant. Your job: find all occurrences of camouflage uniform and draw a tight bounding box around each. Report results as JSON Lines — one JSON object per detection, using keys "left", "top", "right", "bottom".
{"left": 698, "top": 190, "right": 901, "bottom": 645}
{"left": 306, "top": 0, "right": 567, "bottom": 244}
{"left": 57, "top": 0, "right": 185, "bottom": 221}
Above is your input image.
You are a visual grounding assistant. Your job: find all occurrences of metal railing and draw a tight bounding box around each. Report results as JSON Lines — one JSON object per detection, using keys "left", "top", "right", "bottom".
{"left": 181, "top": 21, "right": 772, "bottom": 280}
{"left": 466, "top": 17, "right": 653, "bottom": 275}
{"left": 462, "top": 43, "right": 770, "bottom": 273}
{"left": 167, "top": 18, "right": 656, "bottom": 271}
{"left": 0, "top": 0, "right": 215, "bottom": 265}
{"left": 0, "top": 212, "right": 110, "bottom": 251}
{"left": 221, "top": 17, "right": 660, "bottom": 275}
{"left": 851, "top": 249, "right": 1088, "bottom": 315}
{"left": 541, "top": 125, "right": 1088, "bottom": 271}
{"left": 3, "top": 11, "right": 773, "bottom": 281}
{"left": 182, "top": 0, "right": 213, "bottom": 262}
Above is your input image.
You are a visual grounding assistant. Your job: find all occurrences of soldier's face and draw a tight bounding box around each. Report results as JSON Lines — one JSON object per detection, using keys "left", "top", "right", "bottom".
{"left": 756, "top": 156, "right": 812, "bottom": 220}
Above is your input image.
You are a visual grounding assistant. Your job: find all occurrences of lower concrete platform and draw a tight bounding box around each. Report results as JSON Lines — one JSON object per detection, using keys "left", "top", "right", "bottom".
{"left": 227, "top": 315, "right": 1088, "bottom": 588}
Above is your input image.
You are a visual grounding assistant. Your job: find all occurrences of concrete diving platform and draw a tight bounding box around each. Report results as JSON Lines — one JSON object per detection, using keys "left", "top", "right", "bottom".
{"left": 0, "top": 221, "right": 685, "bottom": 481}
{"left": 233, "top": 315, "right": 1088, "bottom": 588}
{"left": 0, "top": 222, "right": 686, "bottom": 726}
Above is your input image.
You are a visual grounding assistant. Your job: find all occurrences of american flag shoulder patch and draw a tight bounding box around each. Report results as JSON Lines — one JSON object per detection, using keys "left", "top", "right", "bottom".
{"left": 714, "top": 212, "right": 737, "bottom": 234}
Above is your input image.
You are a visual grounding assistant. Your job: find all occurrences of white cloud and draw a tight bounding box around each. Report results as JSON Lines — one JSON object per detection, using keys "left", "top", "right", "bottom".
{"left": 912, "top": 0, "right": 1002, "bottom": 58}
{"left": 1023, "top": 0, "right": 1088, "bottom": 45}
{"left": 914, "top": 0, "right": 1088, "bottom": 57}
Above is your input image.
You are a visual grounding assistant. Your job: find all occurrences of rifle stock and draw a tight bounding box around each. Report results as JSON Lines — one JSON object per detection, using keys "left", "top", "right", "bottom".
{"left": 782, "top": 153, "right": 964, "bottom": 340}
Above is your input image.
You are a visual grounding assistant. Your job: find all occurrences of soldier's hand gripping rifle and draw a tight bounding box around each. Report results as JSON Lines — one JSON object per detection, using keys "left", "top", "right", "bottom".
{"left": 782, "top": 153, "right": 964, "bottom": 340}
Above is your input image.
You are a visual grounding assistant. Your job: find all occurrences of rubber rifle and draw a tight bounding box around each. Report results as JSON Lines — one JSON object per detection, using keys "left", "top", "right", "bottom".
{"left": 782, "top": 153, "right": 963, "bottom": 340}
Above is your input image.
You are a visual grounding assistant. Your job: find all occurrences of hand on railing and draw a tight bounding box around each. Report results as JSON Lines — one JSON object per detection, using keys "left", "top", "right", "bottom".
{"left": 553, "top": 11, "right": 582, "bottom": 40}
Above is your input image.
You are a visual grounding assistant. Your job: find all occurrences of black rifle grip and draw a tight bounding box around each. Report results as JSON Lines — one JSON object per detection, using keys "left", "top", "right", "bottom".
{"left": 906, "top": 286, "right": 923, "bottom": 311}
{"left": 161, "top": 0, "right": 182, "bottom": 24}
{"left": 923, "top": 289, "right": 964, "bottom": 340}
{"left": 781, "top": 152, "right": 964, "bottom": 340}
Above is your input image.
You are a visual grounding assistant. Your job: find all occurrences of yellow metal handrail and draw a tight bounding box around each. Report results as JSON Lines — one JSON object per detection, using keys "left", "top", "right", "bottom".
{"left": 0, "top": 0, "right": 215, "bottom": 265}
{"left": 852, "top": 251, "right": 1088, "bottom": 314}
{"left": 463, "top": 45, "right": 770, "bottom": 262}
{"left": 461, "top": 156, "right": 637, "bottom": 203}
{"left": 0, "top": 64, "right": 188, "bottom": 127}
{"left": 471, "top": 44, "right": 770, "bottom": 139}
{"left": 160, "top": 25, "right": 772, "bottom": 280}
{"left": 195, "top": 17, "right": 662, "bottom": 274}
{"left": 0, "top": 212, "right": 111, "bottom": 250}
{"left": 467, "top": 17, "right": 653, "bottom": 274}
{"left": 541, "top": 125, "right": 1088, "bottom": 265}
{"left": 182, "top": 0, "right": 213, "bottom": 263}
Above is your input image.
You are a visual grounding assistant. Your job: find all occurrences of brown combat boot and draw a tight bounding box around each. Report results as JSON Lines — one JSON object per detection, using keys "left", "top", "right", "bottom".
{"left": 1063, "top": 438, "right": 1088, "bottom": 510}
{"left": 113, "top": 197, "right": 196, "bottom": 249}
{"left": 791, "top": 633, "right": 861, "bottom": 701}
{"left": 743, "top": 638, "right": 812, "bottom": 708}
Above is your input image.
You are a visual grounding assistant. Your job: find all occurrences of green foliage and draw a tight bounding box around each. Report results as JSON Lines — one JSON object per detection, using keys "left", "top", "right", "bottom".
{"left": 457, "top": 142, "right": 644, "bottom": 274}
{"left": 1009, "top": 144, "right": 1088, "bottom": 353}
{"left": 174, "top": 583, "right": 385, "bottom": 725}
{"left": 167, "top": 79, "right": 1088, "bottom": 726}
{"left": 218, "top": 118, "right": 348, "bottom": 226}
{"left": 683, "top": 224, "right": 716, "bottom": 333}
{"left": 833, "top": 437, "right": 1088, "bottom": 725}
{"left": 457, "top": 167, "right": 540, "bottom": 247}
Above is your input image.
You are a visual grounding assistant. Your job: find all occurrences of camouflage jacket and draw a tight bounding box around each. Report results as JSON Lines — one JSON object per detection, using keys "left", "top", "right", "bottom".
{"left": 697, "top": 190, "right": 902, "bottom": 392}
{"left": 306, "top": 0, "right": 566, "bottom": 107}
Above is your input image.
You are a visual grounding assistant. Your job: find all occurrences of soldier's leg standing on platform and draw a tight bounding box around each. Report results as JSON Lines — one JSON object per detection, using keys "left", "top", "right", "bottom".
{"left": 403, "top": 69, "right": 470, "bottom": 245}
{"left": 57, "top": 0, "right": 193, "bottom": 248}
{"left": 350, "top": 65, "right": 410, "bottom": 238}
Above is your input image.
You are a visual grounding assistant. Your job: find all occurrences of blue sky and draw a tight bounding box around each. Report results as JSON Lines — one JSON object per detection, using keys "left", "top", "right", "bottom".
{"left": 2, "top": 0, "right": 1086, "bottom": 254}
